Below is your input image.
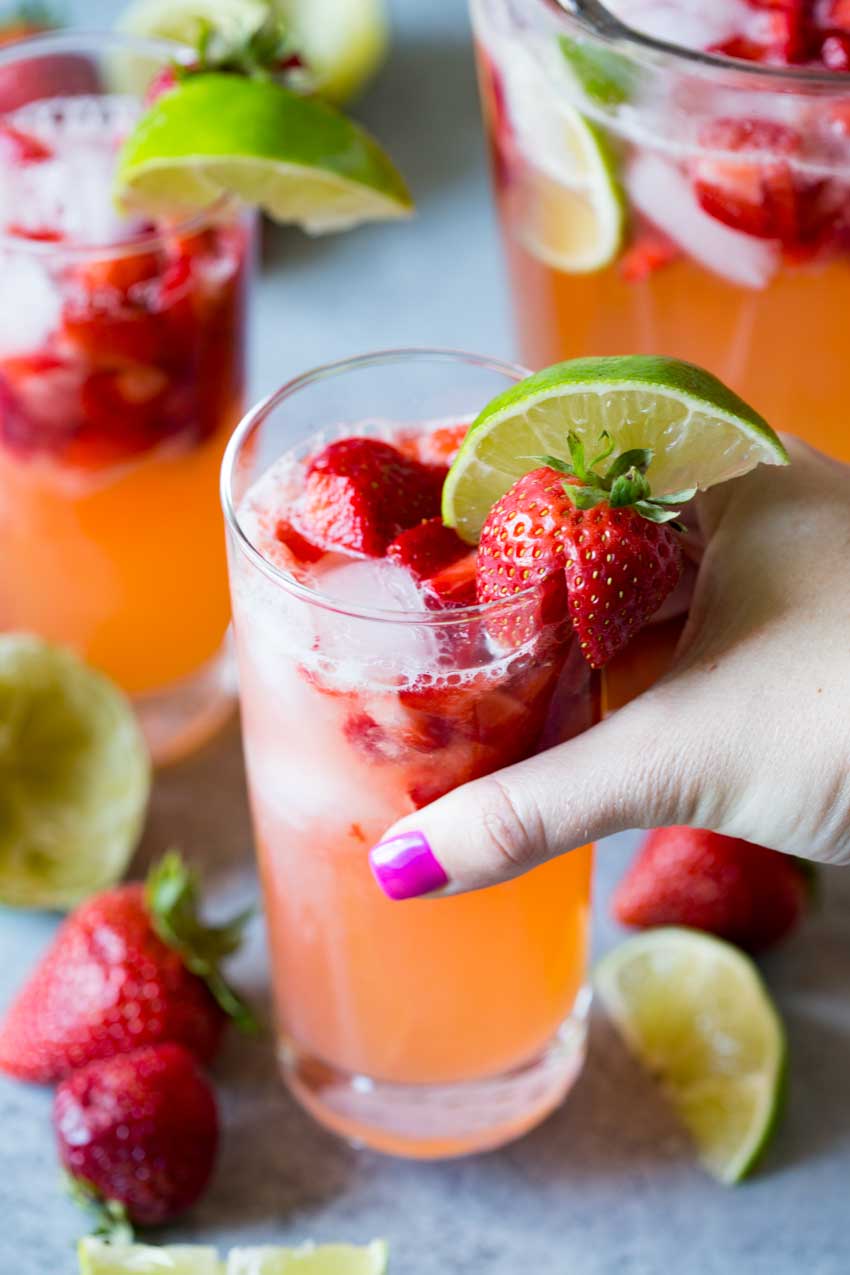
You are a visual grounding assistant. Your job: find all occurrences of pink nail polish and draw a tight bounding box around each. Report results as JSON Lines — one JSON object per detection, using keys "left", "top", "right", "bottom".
{"left": 369, "top": 831, "right": 449, "bottom": 901}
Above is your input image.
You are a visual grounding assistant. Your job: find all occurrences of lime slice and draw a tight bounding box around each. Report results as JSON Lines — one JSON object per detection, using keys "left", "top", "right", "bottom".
{"left": 501, "top": 42, "right": 623, "bottom": 272}
{"left": 280, "top": 0, "right": 388, "bottom": 104}
{"left": 79, "top": 1240, "right": 221, "bottom": 1275}
{"left": 442, "top": 354, "right": 788, "bottom": 543}
{"left": 0, "top": 636, "right": 150, "bottom": 911}
{"left": 595, "top": 928, "right": 786, "bottom": 1184}
{"left": 116, "top": 73, "right": 412, "bottom": 232}
{"left": 227, "top": 1241, "right": 389, "bottom": 1274}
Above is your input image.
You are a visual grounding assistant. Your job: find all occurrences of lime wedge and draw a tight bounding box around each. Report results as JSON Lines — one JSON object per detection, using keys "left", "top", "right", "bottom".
{"left": 559, "top": 35, "right": 636, "bottom": 107}
{"left": 280, "top": 0, "right": 388, "bottom": 104}
{"left": 77, "top": 1240, "right": 389, "bottom": 1275}
{"left": 0, "top": 636, "right": 150, "bottom": 911}
{"left": 116, "top": 73, "right": 412, "bottom": 232}
{"left": 79, "top": 1240, "right": 221, "bottom": 1275}
{"left": 227, "top": 1241, "right": 389, "bottom": 1274}
{"left": 595, "top": 928, "right": 786, "bottom": 1184}
{"left": 501, "top": 42, "right": 623, "bottom": 272}
{"left": 442, "top": 355, "right": 788, "bottom": 543}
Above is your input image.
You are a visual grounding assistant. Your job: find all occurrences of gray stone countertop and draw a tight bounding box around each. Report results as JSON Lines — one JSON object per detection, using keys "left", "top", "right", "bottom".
{"left": 1, "top": 1, "right": 849, "bottom": 1271}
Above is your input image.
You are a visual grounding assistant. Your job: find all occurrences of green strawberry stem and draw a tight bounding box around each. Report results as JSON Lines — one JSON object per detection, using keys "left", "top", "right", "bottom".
{"left": 145, "top": 852, "right": 259, "bottom": 1035}
{"left": 64, "top": 1173, "right": 135, "bottom": 1244}
{"left": 173, "top": 10, "right": 308, "bottom": 84}
{"left": 535, "top": 430, "right": 696, "bottom": 528}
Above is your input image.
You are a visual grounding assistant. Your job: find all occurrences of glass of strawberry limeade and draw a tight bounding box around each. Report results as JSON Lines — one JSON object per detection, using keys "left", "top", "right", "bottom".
{"left": 222, "top": 350, "right": 598, "bottom": 1157}
{"left": 0, "top": 34, "right": 251, "bottom": 761}
{"left": 471, "top": 0, "right": 850, "bottom": 461}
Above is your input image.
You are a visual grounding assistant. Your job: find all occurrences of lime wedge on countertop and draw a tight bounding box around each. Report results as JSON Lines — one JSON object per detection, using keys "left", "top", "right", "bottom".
{"left": 0, "top": 635, "right": 150, "bottom": 911}
{"left": 79, "top": 1240, "right": 221, "bottom": 1274}
{"left": 279, "top": 0, "right": 388, "bottom": 104}
{"left": 115, "top": 72, "right": 411, "bottom": 232}
{"left": 442, "top": 354, "right": 788, "bottom": 543}
{"left": 119, "top": 0, "right": 388, "bottom": 104}
{"left": 595, "top": 927, "right": 786, "bottom": 1184}
{"left": 78, "top": 1238, "right": 389, "bottom": 1275}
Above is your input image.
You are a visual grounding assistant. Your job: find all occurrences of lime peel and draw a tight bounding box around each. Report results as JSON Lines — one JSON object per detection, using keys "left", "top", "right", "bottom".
{"left": 595, "top": 926, "right": 786, "bottom": 1184}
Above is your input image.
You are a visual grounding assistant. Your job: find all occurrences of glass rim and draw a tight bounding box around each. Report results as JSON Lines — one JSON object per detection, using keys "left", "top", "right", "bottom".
{"left": 220, "top": 346, "right": 558, "bottom": 628}
{"left": 534, "top": 0, "right": 850, "bottom": 90}
{"left": 0, "top": 30, "right": 232, "bottom": 260}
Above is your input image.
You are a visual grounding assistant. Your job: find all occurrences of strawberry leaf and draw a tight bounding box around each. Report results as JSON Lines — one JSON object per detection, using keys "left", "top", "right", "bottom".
{"left": 567, "top": 430, "right": 588, "bottom": 479}
{"left": 531, "top": 454, "right": 575, "bottom": 475}
{"left": 653, "top": 487, "right": 698, "bottom": 505}
{"left": 589, "top": 431, "right": 615, "bottom": 470}
{"left": 609, "top": 468, "right": 651, "bottom": 507}
{"left": 633, "top": 500, "right": 684, "bottom": 524}
{"left": 562, "top": 482, "right": 608, "bottom": 510}
{"left": 145, "top": 852, "right": 259, "bottom": 1035}
{"left": 605, "top": 447, "right": 654, "bottom": 481}
{"left": 64, "top": 1173, "right": 135, "bottom": 1244}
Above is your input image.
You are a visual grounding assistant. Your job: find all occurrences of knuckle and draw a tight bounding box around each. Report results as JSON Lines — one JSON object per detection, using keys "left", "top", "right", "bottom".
{"left": 477, "top": 775, "right": 547, "bottom": 877}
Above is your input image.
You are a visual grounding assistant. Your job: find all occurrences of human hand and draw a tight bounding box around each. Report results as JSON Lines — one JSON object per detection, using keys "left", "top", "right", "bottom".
{"left": 369, "top": 437, "right": 850, "bottom": 899}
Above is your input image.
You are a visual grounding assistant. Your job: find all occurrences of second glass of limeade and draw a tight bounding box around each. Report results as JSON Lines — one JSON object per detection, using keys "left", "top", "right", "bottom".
{"left": 223, "top": 350, "right": 598, "bottom": 1157}
{"left": 0, "top": 33, "right": 251, "bottom": 761}
{"left": 471, "top": 0, "right": 850, "bottom": 461}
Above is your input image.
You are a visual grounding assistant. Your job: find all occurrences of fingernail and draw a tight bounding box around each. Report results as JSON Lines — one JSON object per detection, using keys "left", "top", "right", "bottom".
{"left": 369, "top": 830, "right": 449, "bottom": 901}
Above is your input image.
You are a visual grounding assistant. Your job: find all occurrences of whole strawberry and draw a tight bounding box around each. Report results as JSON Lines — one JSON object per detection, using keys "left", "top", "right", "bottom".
{"left": 613, "top": 827, "right": 810, "bottom": 952}
{"left": 476, "top": 433, "right": 688, "bottom": 666}
{"left": 55, "top": 1042, "right": 218, "bottom": 1228}
{"left": 0, "top": 853, "right": 254, "bottom": 1084}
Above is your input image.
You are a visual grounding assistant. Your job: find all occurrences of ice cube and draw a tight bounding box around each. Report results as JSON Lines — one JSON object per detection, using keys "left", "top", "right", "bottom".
{"left": 311, "top": 558, "right": 440, "bottom": 680}
{"left": 0, "top": 255, "right": 61, "bottom": 354}
{"left": 608, "top": 0, "right": 749, "bottom": 51}
{"left": 626, "top": 151, "right": 779, "bottom": 288}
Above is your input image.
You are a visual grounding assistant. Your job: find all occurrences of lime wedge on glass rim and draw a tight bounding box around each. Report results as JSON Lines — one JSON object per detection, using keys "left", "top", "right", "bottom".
{"left": 115, "top": 73, "right": 411, "bottom": 232}
{"left": 0, "top": 636, "right": 150, "bottom": 911}
{"left": 442, "top": 355, "right": 789, "bottom": 543}
{"left": 595, "top": 928, "right": 786, "bottom": 1185}
{"left": 78, "top": 1237, "right": 390, "bottom": 1275}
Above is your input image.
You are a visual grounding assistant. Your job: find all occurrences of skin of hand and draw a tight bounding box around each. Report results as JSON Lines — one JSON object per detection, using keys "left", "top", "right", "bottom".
{"left": 370, "top": 437, "right": 850, "bottom": 898}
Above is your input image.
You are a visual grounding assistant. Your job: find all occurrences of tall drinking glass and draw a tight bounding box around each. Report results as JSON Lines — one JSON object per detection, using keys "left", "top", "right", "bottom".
{"left": 0, "top": 34, "right": 252, "bottom": 761}
{"left": 222, "top": 350, "right": 598, "bottom": 1157}
{"left": 470, "top": 0, "right": 850, "bottom": 460}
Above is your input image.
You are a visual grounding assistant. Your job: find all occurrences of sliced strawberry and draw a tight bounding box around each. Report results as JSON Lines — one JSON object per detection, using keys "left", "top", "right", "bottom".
{"left": 62, "top": 295, "right": 164, "bottom": 365}
{"left": 274, "top": 518, "right": 324, "bottom": 563}
{"left": 422, "top": 551, "right": 478, "bottom": 609}
{"left": 692, "top": 118, "right": 804, "bottom": 244}
{"left": 296, "top": 437, "right": 441, "bottom": 558}
{"left": 707, "top": 35, "right": 771, "bottom": 61}
{"left": 619, "top": 227, "right": 681, "bottom": 283}
{"left": 6, "top": 224, "right": 64, "bottom": 242}
{"left": 399, "top": 422, "right": 469, "bottom": 470}
{"left": 0, "top": 121, "right": 51, "bottom": 163}
{"left": 75, "top": 250, "right": 164, "bottom": 297}
{"left": 820, "top": 28, "right": 850, "bottom": 67}
{"left": 386, "top": 518, "right": 468, "bottom": 582}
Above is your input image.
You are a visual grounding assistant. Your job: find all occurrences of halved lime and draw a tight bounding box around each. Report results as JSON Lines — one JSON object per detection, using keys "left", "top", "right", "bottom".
{"left": 442, "top": 355, "right": 788, "bottom": 543}
{"left": 0, "top": 636, "right": 150, "bottom": 911}
{"left": 79, "top": 1239, "right": 221, "bottom": 1274}
{"left": 227, "top": 1240, "right": 389, "bottom": 1274}
{"left": 119, "top": 0, "right": 271, "bottom": 46}
{"left": 595, "top": 928, "right": 786, "bottom": 1184}
{"left": 501, "top": 42, "right": 624, "bottom": 272}
{"left": 116, "top": 73, "right": 412, "bottom": 232}
{"left": 280, "top": 0, "right": 388, "bottom": 104}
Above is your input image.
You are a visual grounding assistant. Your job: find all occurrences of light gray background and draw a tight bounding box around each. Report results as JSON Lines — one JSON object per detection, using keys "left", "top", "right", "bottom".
{"left": 1, "top": 2, "right": 848, "bottom": 1272}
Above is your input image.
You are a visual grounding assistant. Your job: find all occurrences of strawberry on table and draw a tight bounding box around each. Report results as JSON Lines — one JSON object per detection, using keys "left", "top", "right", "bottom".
{"left": 55, "top": 1042, "right": 218, "bottom": 1229}
{"left": 613, "top": 826, "right": 810, "bottom": 952}
{"left": 0, "top": 853, "right": 255, "bottom": 1084}
{"left": 476, "top": 434, "right": 686, "bottom": 667}
{"left": 296, "top": 437, "right": 442, "bottom": 557}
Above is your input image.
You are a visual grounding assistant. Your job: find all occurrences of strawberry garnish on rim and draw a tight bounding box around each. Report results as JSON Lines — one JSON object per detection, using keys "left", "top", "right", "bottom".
{"left": 476, "top": 432, "right": 691, "bottom": 668}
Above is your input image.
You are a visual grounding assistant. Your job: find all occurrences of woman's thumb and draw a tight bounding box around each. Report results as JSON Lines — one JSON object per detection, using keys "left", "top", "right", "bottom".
{"left": 367, "top": 689, "right": 700, "bottom": 899}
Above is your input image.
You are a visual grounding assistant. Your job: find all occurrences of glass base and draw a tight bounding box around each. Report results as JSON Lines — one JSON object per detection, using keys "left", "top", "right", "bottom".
{"left": 134, "top": 636, "right": 237, "bottom": 766}
{"left": 279, "top": 989, "right": 590, "bottom": 1159}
